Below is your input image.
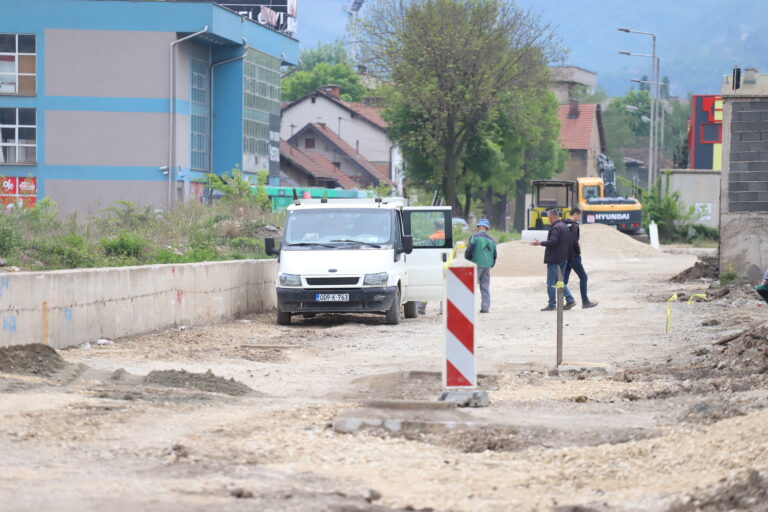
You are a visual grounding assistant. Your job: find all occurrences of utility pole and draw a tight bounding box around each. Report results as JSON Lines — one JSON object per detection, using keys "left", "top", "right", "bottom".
{"left": 619, "top": 28, "right": 658, "bottom": 188}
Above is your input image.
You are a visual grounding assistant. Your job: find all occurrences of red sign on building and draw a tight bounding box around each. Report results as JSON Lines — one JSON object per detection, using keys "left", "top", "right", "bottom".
{"left": 1, "top": 176, "right": 37, "bottom": 208}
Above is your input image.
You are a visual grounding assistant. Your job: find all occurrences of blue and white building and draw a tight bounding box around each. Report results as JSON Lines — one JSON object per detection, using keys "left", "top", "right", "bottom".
{"left": 0, "top": 0, "right": 298, "bottom": 215}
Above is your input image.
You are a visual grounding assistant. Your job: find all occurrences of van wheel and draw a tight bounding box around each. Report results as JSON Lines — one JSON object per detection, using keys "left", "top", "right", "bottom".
{"left": 404, "top": 301, "right": 418, "bottom": 319}
{"left": 385, "top": 290, "right": 401, "bottom": 325}
{"left": 277, "top": 309, "right": 292, "bottom": 325}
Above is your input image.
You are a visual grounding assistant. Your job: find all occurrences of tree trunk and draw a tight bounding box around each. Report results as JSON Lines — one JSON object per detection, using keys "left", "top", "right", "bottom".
{"left": 489, "top": 190, "right": 508, "bottom": 231}
{"left": 463, "top": 184, "right": 472, "bottom": 219}
{"left": 442, "top": 152, "right": 462, "bottom": 217}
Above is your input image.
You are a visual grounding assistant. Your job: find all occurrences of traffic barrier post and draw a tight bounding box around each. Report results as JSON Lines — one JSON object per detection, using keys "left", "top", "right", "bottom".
{"left": 438, "top": 257, "right": 489, "bottom": 407}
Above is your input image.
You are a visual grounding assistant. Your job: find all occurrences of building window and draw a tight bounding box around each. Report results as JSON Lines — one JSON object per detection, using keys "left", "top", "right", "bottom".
{"left": 0, "top": 107, "right": 36, "bottom": 164}
{"left": 242, "top": 48, "right": 281, "bottom": 172}
{"left": 190, "top": 44, "right": 210, "bottom": 172}
{"left": 0, "top": 33, "right": 36, "bottom": 95}
{"left": 305, "top": 138, "right": 315, "bottom": 149}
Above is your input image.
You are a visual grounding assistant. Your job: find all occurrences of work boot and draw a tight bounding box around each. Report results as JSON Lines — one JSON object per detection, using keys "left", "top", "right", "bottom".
{"left": 582, "top": 301, "right": 599, "bottom": 309}
{"left": 564, "top": 301, "right": 577, "bottom": 310}
{"left": 479, "top": 309, "right": 489, "bottom": 313}
{"left": 540, "top": 305, "right": 556, "bottom": 311}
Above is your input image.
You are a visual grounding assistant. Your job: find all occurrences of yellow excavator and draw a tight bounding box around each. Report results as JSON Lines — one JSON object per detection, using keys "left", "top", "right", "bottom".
{"left": 526, "top": 154, "right": 643, "bottom": 234}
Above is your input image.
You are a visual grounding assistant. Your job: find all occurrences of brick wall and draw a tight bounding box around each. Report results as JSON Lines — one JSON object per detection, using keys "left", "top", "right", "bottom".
{"left": 728, "top": 100, "right": 768, "bottom": 212}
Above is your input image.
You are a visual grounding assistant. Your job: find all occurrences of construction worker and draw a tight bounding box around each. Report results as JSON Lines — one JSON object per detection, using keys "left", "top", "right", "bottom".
{"left": 418, "top": 218, "right": 448, "bottom": 315}
{"left": 563, "top": 207, "right": 598, "bottom": 309}
{"left": 531, "top": 208, "right": 576, "bottom": 311}
{"left": 465, "top": 218, "right": 497, "bottom": 313}
{"left": 757, "top": 267, "right": 768, "bottom": 304}
{"left": 428, "top": 219, "right": 446, "bottom": 246}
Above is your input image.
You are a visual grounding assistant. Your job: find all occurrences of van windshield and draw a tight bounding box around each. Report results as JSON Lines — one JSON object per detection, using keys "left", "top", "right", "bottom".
{"left": 284, "top": 209, "right": 393, "bottom": 248}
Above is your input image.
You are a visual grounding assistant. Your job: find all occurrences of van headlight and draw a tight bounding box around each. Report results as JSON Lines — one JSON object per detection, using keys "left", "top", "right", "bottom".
{"left": 279, "top": 273, "right": 301, "bottom": 286}
{"left": 363, "top": 272, "right": 388, "bottom": 285}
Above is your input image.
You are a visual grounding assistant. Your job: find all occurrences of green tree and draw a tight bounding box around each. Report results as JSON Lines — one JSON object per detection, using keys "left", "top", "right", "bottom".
{"left": 297, "top": 40, "right": 352, "bottom": 71}
{"left": 282, "top": 62, "right": 368, "bottom": 102}
{"left": 353, "top": 0, "right": 562, "bottom": 216}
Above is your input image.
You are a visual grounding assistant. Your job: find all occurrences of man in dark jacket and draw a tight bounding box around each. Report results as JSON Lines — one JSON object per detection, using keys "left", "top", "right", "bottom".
{"left": 531, "top": 208, "right": 576, "bottom": 311}
{"left": 564, "top": 208, "right": 598, "bottom": 309}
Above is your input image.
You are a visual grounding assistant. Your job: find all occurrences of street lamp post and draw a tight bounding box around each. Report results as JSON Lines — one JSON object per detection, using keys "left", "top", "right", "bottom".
{"left": 618, "top": 27, "right": 657, "bottom": 188}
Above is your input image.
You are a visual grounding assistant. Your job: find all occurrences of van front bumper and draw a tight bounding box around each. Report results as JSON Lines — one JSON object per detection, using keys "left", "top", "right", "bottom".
{"left": 276, "top": 286, "right": 398, "bottom": 313}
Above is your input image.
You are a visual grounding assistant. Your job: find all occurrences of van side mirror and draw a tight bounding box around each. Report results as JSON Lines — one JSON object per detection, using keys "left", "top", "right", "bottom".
{"left": 401, "top": 235, "right": 413, "bottom": 254}
{"left": 264, "top": 237, "right": 280, "bottom": 256}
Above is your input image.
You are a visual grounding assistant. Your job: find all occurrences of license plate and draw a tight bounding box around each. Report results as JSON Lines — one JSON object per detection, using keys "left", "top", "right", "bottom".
{"left": 315, "top": 293, "right": 350, "bottom": 302}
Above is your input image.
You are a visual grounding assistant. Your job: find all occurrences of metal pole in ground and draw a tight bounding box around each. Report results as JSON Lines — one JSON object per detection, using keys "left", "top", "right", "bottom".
{"left": 556, "top": 266, "right": 563, "bottom": 367}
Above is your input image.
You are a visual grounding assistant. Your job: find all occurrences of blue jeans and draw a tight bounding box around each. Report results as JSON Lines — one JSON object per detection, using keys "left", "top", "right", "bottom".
{"left": 547, "top": 262, "right": 574, "bottom": 308}
{"left": 564, "top": 255, "right": 590, "bottom": 303}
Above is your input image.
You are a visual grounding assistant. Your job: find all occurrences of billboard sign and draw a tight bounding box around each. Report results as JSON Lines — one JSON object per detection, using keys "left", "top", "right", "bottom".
{"left": 1, "top": 176, "right": 37, "bottom": 208}
{"left": 217, "top": 1, "right": 297, "bottom": 35}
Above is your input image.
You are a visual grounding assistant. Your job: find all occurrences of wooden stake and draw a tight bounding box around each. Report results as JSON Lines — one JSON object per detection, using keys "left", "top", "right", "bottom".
{"left": 42, "top": 301, "right": 49, "bottom": 345}
{"left": 556, "top": 266, "right": 563, "bottom": 366}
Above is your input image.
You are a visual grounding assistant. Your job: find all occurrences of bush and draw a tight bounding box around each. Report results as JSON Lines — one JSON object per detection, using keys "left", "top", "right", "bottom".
{"left": 230, "top": 237, "right": 263, "bottom": 253}
{"left": 0, "top": 222, "right": 21, "bottom": 256}
{"left": 102, "top": 232, "right": 148, "bottom": 258}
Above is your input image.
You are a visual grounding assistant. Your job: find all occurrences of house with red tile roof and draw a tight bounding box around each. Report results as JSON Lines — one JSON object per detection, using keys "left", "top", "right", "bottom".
{"left": 281, "top": 86, "right": 403, "bottom": 191}
{"left": 279, "top": 140, "right": 357, "bottom": 189}
{"left": 286, "top": 122, "right": 392, "bottom": 188}
{"left": 556, "top": 100, "right": 606, "bottom": 181}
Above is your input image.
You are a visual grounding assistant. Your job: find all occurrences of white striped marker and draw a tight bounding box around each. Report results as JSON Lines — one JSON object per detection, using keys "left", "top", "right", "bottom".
{"left": 444, "top": 264, "right": 476, "bottom": 388}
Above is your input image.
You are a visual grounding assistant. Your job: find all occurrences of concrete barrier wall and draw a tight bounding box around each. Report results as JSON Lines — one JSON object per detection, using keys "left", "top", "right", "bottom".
{"left": 0, "top": 259, "right": 278, "bottom": 349}
{"left": 668, "top": 169, "right": 721, "bottom": 228}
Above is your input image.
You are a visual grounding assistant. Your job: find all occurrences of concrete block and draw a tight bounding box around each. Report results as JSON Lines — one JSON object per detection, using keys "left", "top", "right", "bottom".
{"left": 730, "top": 202, "right": 768, "bottom": 212}
{"left": 739, "top": 132, "right": 761, "bottom": 142}
{"left": 748, "top": 182, "right": 768, "bottom": 191}
{"left": 751, "top": 101, "right": 768, "bottom": 111}
{"left": 737, "top": 111, "right": 762, "bottom": 122}
{"left": 438, "top": 390, "right": 490, "bottom": 408}
{"left": 730, "top": 162, "right": 749, "bottom": 172}
{"left": 731, "top": 151, "right": 759, "bottom": 162}
{"left": 729, "top": 182, "right": 749, "bottom": 191}
{"left": 732, "top": 102, "right": 750, "bottom": 112}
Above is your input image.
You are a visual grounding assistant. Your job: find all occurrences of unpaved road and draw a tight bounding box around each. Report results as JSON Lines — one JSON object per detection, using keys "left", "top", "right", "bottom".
{"left": 1, "top": 226, "right": 767, "bottom": 512}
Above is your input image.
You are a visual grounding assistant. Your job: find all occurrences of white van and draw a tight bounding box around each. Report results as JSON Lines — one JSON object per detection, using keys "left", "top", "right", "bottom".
{"left": 265, "top": 197, "right": 453, "bottom": 325}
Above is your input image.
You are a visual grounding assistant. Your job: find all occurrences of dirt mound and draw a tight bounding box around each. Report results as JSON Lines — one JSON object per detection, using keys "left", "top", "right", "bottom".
{"left": 715, "top": 322, "right": 768, "bottom": 370}
{"left": 143, "top": 369, "right": 252, "bottom": 396}
{"left": 494, "top": 224, "right": 658, "bottom": 277}
{"left": 579, "top": 223, "right": 660, "bottom": 260}
{"left": 493, "top": 241, "right": 545, "bottom": 277}
{"left": 0, "top": 344, "right": 67, "bottom": 376}
{"left": 671, "top": 255, "right": 719, "bottom": 282}
{"left": 668, "top": 469, "right": 768, "bottom": 512}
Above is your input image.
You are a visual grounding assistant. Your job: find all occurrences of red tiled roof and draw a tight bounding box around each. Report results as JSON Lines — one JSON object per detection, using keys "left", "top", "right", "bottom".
{"left": 340, "top": 100, "right": 388, "bottom": 130}
{"left": 309, "top": 123, "right": 392, "bottom": 184}
{"left": 282, "top": 89, "right": 389, "bottom": 131}
{"left": 558, "top": 103, "right": 598, "bottom": 151}
{"left": 279, "top": 140, "right": 357, "bottom": 189}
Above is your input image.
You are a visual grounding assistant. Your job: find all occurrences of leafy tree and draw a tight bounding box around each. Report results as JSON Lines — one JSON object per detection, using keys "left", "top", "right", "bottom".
{"left": 353, "top": 0, "right": 563, "bottom": 216}
{"left": 638, "top": 75, "right": 650, "bottom": 92}
{"left": 297, "top": 40, "right": 352, "bottom": 71}
{"left": 661, "top": 76, "right": 671, "bottom": 99}
{"left": 282, "top": 62, "right": 368, "bottom": 102}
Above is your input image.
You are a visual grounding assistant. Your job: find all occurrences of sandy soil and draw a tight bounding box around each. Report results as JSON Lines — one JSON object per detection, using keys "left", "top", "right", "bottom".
{"left": 1, "top": 225, "right": 767, "bottom": 512}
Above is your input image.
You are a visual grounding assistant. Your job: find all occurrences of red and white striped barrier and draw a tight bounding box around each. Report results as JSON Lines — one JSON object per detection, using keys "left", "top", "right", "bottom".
{"left": 444, "top": 265, "right": 476, "bottom": 388}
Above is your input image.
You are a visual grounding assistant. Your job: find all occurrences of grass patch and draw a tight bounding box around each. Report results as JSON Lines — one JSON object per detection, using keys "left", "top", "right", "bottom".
{"left": 0, "top": 198, "right": 280, "bottom": 271}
